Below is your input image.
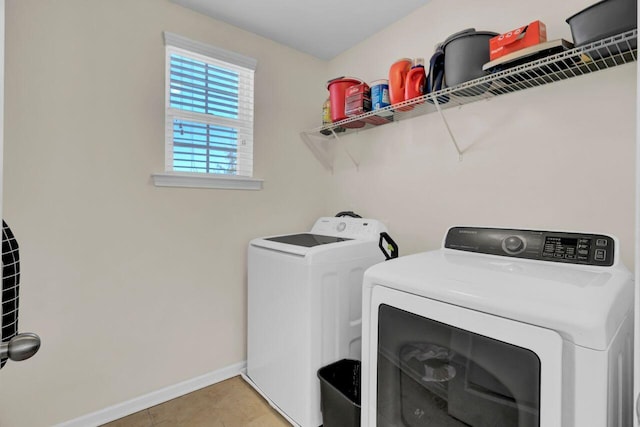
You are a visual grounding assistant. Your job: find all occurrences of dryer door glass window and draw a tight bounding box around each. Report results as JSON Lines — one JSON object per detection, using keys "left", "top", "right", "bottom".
{"left": 377, "top": 304, "right": 541, "bottom": 427}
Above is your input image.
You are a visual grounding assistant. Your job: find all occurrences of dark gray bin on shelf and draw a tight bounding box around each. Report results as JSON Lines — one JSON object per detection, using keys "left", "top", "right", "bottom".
{"left": 566, "top": 0, "right": 637, "bottom": 46}
{"left": 317, "top": 359, "right": 361, "bottom": 427}
{"left": 442, "top": 29, "right": 498, "bottom": 86}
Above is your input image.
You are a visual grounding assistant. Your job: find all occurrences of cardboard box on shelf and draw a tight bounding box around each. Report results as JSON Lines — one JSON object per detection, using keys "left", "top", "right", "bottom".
{"left": 490, "top": 21, "right": 547, "bottom": 61}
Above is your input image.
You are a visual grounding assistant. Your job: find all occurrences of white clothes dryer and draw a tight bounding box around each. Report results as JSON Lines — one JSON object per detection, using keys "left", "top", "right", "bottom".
{"left": 362, "top": 226, "right": 634, "bottom": 427}
{"left": 244, "top": 216, "right": 389, "bottom": 427}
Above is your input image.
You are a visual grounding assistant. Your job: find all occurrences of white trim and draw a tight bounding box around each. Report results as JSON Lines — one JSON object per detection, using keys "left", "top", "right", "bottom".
{"left": 54, "top": 361, "right": 247, "bottom": 427}
{"left": 634, "top": 14, "right": 640, "bottom": 424}
{"left": 0, "top": 0, "right": 4, "bottom": 221}
{"left": 163, "top": 31, "right": 257, "bottom": 70}
{"left": 152, "top": 172, "right": 263, "bottom": 190}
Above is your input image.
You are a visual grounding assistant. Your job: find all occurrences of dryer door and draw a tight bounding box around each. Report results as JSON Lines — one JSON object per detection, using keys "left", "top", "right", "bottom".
{"left": 364, "top": 285, "right": 563, "bottom": 427}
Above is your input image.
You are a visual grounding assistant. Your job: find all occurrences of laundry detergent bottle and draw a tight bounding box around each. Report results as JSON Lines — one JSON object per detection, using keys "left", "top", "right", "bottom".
{"left": 389, "top": 58, "right": 413, "bottom": 110}
{"left": 405, "top": 57, "right": 426, "bottom": 101}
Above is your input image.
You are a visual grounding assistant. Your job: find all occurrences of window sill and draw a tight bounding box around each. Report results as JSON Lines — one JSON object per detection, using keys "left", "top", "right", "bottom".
{"left": 151, "top": 172, "right": 263, "bottom": 190}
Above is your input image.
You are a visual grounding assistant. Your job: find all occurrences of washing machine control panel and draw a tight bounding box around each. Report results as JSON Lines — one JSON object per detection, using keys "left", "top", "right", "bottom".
{"left": 311, "top": 217, "right": 387, "bottom": 240}
{"left": 445, "top": 227, "right": 615, "bottom": 266}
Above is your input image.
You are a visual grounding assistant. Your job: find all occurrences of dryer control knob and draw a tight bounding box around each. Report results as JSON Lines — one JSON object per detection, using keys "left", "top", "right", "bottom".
{"left": 502, "top": 236, "right": 525, "bottom": 255}
{"left": 337, "top": 222, "right": 347, "bottom": 232}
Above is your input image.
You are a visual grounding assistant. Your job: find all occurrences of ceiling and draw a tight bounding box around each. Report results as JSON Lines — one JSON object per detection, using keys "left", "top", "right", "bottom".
{"left": 170, "top": 0, "right": 430, "bottom": 60}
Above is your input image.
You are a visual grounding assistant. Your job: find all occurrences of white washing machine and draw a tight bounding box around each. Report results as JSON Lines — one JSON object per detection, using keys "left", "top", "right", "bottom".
{"left": 244, "top": 216, "right": 389, "bottom": 427}
{"left": 362, "top": 226, "right": 634, "bottom": 427}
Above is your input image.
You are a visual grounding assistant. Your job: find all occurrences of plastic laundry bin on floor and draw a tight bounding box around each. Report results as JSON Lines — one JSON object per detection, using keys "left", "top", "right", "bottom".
{"left": 317, "top": 359, "right": 361, "bottom": 427}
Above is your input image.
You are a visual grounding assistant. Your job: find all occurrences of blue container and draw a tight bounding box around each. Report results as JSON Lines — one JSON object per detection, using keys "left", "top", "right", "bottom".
{"left": 370, "top": 79, "right": 390, "bottom": 110}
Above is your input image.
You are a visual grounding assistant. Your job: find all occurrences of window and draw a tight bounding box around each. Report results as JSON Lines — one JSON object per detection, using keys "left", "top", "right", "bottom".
{"left": 153, "top": 32, "right": 262, "bottom": 190}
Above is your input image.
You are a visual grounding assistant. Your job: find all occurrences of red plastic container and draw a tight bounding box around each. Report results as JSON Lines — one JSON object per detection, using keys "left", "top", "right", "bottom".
{"left": 327, "top": 77, "right": 363, "bottom": 123}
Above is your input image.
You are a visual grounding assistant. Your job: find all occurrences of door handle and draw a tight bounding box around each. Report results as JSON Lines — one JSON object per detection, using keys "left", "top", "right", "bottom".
{"left": 379, "top": 232, "right": 399, "bottom": 261}
{"left": 0, "top": 333, "right": 40, "bottom": 362}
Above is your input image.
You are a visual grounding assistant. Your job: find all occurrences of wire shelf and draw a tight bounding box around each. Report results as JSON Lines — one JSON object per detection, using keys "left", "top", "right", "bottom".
{"left": 302, "top": 29, "right": 637, "bottom": 151}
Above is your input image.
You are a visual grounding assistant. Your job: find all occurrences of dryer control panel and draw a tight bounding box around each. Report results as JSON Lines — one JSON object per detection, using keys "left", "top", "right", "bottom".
{"left": 444, "top": 227, "right": 615, "bottom": 266}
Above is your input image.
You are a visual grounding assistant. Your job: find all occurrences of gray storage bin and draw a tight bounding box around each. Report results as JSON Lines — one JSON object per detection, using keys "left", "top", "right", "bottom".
{"left": 567, "top": 0, "right": 637, "bottom": 46}
{"left": 442, "top": 29, "right": 498, "bottom": 95}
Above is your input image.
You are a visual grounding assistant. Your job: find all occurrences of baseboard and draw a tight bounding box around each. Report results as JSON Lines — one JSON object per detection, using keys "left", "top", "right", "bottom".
{"left": 55, "top": 361, "right": 247, "bottom": 427}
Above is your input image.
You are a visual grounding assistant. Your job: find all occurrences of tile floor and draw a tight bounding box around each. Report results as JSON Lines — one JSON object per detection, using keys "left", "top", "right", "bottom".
{"left": 101, "top": 376, "right": 291, "bottom": 427}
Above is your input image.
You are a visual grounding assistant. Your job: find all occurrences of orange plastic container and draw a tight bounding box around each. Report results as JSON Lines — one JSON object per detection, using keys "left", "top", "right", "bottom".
{"left": 327, "top": 77, "right": 363, "bottom": 123}
{"left": 404, "top": 58, "right": 426, "bottom": 101}
{"left": 389, "top": 58, "right": 412, "bottom": 111}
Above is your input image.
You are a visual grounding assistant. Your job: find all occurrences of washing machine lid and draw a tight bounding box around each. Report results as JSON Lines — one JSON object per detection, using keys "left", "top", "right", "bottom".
{"left": 364, "top": 232, "right": 633, "bottom": 350}
{"left": 264, "top": 233, "right": 351, "bottom": 247}
{"left": 251, "top": 234, "right": 354, "bottom": 257}
{"left": 251, "top": 217, "right": 388, "bottom": 257}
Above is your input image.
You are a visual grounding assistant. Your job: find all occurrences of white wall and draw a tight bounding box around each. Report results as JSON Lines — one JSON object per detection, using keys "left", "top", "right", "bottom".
{"left": 325, "top": 0, "right": 637, "bottom": 269}
{"left": 0, "top": 1, "right": 329, "bottom": 425}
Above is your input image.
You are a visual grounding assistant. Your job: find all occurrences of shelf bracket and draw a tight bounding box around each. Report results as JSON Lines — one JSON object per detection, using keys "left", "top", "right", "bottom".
{"left": 330, "top": 128, "right": 360, "bottom": 171}
{"left": 300, "top": 131, "right": 334, "bottom": 172}
{"left": 431, "top": 94, "right": 464, "bottom": 161}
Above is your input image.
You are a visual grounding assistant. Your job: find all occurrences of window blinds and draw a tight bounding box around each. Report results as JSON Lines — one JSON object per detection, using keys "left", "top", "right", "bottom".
{"left": 164, "top": 32, "right": 256, "bottom": 177}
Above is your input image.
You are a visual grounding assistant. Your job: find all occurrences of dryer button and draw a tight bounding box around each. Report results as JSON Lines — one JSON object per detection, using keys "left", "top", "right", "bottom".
{"left": 502, "top": 236, "right": 525, "bottom": 254}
